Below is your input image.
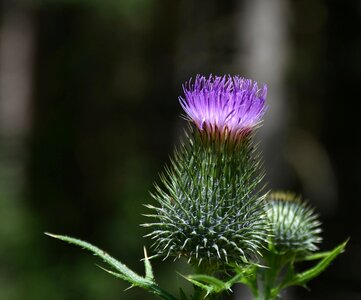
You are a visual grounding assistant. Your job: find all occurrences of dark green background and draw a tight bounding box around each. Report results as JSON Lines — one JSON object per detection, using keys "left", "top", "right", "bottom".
{"left": 0, "top": 0, "right": 360, "bottom": 299}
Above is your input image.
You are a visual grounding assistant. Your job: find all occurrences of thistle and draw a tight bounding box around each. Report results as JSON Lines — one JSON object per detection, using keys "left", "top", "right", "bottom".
{"left": 46, "top": 75, "right": 347, "bottom": 300}
{"left": 266, "top": 192, "right": 322, "bottom": 255}
{"left": 144, "top": 75, "right": 270, "bottom": 267}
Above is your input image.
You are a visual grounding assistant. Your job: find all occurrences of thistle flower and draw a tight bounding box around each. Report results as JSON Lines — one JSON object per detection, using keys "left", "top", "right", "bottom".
{"left": 144, "top": 75, "right": 269, "bottom": 267}
{"left": 266, "top": 192, "right": 322, "bottom": 254}
{"left": 179, "top": 75, "right": 267, "bottom": 141}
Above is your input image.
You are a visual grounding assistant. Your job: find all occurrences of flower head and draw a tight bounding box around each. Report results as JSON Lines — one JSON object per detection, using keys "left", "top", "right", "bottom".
{"left": 266, "top": 192, "right": 322, "bottom": 254}
{"left": 144, "top": 74, "right": 269, "bottom": 267}
{"left": 179, "top": 75, "right": 267, "bottom": 140}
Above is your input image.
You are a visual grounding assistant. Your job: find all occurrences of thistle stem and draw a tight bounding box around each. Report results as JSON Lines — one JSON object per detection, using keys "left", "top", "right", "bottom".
{"left": 193, "top": 287, "right": 224, "bottom": 300}
{"left": 254, "top": 253, "right": 283, "bottom": 300}
{"left": 149, "top": 285, "right": 179, "bottom": 300}
{"left": 192, "top": 264, "right": 223, "bottom": 300}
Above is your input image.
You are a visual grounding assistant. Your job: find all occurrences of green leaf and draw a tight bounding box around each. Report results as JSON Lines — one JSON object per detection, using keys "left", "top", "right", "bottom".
{"left": 301, "top": 251, "right": 335, "bottom": 261}
{"left": 282, "top": 240, "right": 348, "bottom": 289}
{"left": 45, "top": 233, "right": 153, "bottom": 287}
{"left": 143, "top": 246, "right": 154, "bottom": 281}
{"left": 96, "top": 264, "right": 132, "bottom": 283}
{"left": 188, "top": 274, "right": 229, "bottom": 292}
{"left": 178, "top": 273, "right": 214, "bottom": 297}
{"left": 45, "top": 233, "right": 151, "bottom": 286}
{"left": 179, "top": 272, "right": 244, "bottom": 296}
{"left": 45, "top": 233, "right": 178, "bottom": 300}
{"left": 231, "top": 263, "right": 258, "bottom": 294}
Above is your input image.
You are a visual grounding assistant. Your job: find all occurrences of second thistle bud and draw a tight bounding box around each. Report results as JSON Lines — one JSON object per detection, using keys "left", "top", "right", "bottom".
{"left": 144, "top": 75, "right": 270, "bottom": 267}
{"left": 266, "top": 192, "right": 322, "bottom": 255}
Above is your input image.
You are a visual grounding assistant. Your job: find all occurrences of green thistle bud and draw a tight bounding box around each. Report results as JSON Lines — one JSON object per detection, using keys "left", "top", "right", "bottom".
{"left": 143, "top": 76, "right": 270, "bottom": 267}
{"left": 266, "top": 192, "right": 322, "bottom": 254}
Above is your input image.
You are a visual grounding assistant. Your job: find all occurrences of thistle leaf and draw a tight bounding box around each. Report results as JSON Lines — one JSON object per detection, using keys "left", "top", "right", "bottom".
{"left": 301, "top": 250, "right": 336, "bottom": 261}
{"left": 178, "top": 273, "right": 213, "bottom": 296}
{"left": 282, "top": 240, "right": 348, "bottom": 289}
{"left": 231, "top": 263, "right": 258, "bottom": 294}
{"left": 45, "top": 233, "right": 151, "bottom": 286}
{"left": 179, "top": 272, "right": 245, "bottom": 295}
{"left": 96, "top": 264, "right": 130, "bottom": 282}
{"left": 187, "top": 274, "right": 229, "bottom": 291}
{"left": 143, "top": 246, "right": 154, "bottom": 281}
{"left": 45, "top": 233, "right": 178, "bottom": 300}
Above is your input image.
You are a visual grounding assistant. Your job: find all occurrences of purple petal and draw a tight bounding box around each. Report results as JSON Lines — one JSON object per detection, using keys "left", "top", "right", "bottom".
{"left": 179, "top": 75, "right": 267, "bottom": 139}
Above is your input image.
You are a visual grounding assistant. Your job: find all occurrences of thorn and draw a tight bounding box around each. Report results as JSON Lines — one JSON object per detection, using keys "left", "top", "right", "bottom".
{"left": 44, "top": 232, "right": 57, "bottom": 238}
{"left": 222, "top": 249, "right": 228, "bottom": 263}
{"left": 212, "top": 244, "right": 221, "bottom": 259}
{"left": 144, "top": 254, "right": 159, "bottom": 260}
{"left": 143, "top": 246, "right": 148, "bottom": 260}
{"left": 180, "top": 238, "right": 190, "bottom": 250}
{"left": 124, "top": 285, "right": 135, "bottom": 291}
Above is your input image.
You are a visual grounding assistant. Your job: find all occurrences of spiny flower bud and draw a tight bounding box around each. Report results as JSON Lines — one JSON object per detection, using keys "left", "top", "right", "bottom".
{"left": 144, "top": 75, "right": 270, "bottom": 267}
{"left": 266, "top": 192, "right": 322, "bottom": 254}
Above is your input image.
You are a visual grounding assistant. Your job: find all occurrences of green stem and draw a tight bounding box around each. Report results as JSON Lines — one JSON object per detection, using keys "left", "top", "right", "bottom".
{"left": 191, "top": 264, "right": 223, "bottom": 300}
{"left": 254, "top": 253, "right": 283, "bottom": 300}
{"left": 193, "top": 285, "right": 207, "bottom": 300}
{"left": 149, "top": 284, "right": 179, "bottom": 300}
{"left": 193, "top": 286, "right": 223, "bottom": 300}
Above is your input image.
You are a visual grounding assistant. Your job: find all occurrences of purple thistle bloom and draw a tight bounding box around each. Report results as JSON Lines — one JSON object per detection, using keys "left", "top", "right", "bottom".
{"left": 179, "top": 75, "right": 267, "bottom": 140}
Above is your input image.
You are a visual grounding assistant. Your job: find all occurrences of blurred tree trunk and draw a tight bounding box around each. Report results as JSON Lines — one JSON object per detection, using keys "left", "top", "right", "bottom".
{"left": 238, "top": 0, "right": 291, "bottom": 190}
{"left": 0, "top": 4, "right": 35, "bottom": 299}
{"left": 235, "top": 2, "right": 291, "bottom": 299}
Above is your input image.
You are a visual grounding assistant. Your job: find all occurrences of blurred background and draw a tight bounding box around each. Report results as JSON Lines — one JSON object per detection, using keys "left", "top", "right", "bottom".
{"left": 0, "top": 0, "right": 360, "bottom": 299}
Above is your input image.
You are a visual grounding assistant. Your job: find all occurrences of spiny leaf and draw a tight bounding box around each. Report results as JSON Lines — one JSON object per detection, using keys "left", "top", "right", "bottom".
{"left": 143, "top": 246, "right": 154, "bottom": 281}
{"left": 282, "top": 239, "right": 348, "bottom": 288}
{"left": 46, "top": 233, "right": 178, "bottom": 300}
{"left": 96, "top": 264, "right": 130, "bottom": 283}
{"left": 187, "top": 274, "right": 229, "bottom": 291}
{"left": 231, "top": 263, "right": 258, "bottom": 294}
{"left": 45, "top": 233, "right": 151, "bottom": 287}
{"left": 301, "top": 251, "right": 335, "bottom": 261}
{"left": 179, "top": 272, "right": 245, "bottom": 295}
{"left": 178, "top": 273, "right": 213, "bottom": 297}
